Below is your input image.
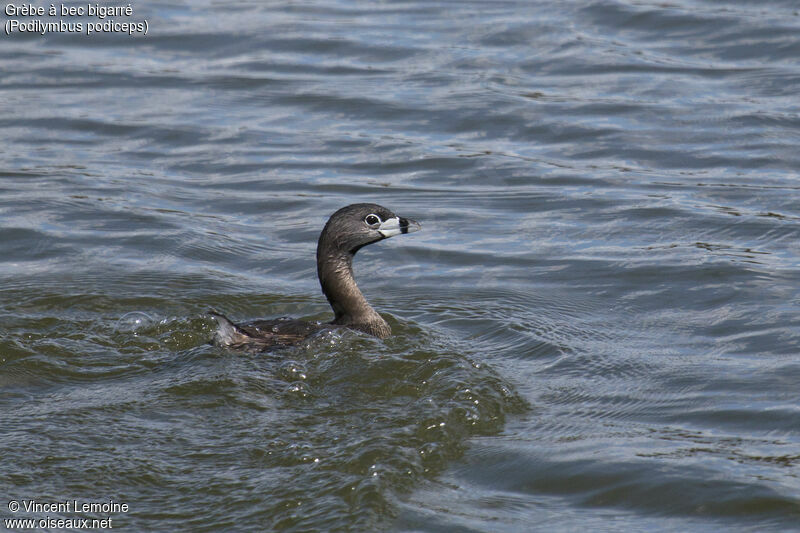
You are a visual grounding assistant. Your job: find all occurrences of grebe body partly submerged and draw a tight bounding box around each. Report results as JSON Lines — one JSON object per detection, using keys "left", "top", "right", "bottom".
{"left": 210, "top": 203, "right": 420, "bottom": 352}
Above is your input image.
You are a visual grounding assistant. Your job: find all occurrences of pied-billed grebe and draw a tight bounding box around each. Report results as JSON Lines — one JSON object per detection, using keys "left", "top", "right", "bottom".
{"left": 210, "top": 203, "right": 421, "bottom": 351}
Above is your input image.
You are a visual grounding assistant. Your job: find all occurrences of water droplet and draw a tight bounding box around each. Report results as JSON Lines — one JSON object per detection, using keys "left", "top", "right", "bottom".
{"left": 113, "top": 311, "right": 155, "bottom": 333}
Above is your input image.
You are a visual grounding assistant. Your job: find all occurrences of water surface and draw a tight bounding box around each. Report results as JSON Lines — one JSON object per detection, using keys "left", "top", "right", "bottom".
{"left": 2, "top": 1, "right": 799, "bottom": 531}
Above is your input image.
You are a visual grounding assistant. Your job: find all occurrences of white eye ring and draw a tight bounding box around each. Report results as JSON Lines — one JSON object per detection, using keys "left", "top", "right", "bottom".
{"left": 364, "top": 214, "right": 381, "bottom": 227}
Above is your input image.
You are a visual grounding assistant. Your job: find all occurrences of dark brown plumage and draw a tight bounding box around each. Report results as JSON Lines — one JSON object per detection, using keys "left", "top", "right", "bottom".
{"left": 210, "top": 203, "right": 420, "bottom": 352}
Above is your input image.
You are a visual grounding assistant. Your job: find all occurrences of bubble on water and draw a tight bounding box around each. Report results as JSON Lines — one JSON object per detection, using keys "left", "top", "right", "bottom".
{"left": 282, "top": 381, "right": 312, "bottom": 399}
{"left": 113, "top": 311, "right": 155, "bottom": 334}
{"left": 276, "top": 360, "right": 309, "bottom": 382}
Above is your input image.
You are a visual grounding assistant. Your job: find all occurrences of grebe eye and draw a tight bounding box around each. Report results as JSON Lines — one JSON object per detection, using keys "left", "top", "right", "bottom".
{"left": 364, "top": 214, "right": 381, "bottom": 227}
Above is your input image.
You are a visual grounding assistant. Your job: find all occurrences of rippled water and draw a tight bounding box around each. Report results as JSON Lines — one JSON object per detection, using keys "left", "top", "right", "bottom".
{"left": 2, "top": 1, "right": 800, "bottom": 531}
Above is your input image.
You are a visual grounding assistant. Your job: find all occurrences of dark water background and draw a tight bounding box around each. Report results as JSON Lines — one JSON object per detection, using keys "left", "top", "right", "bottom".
{"left": 2, "top": 1, "right": 800, "bottom": 531}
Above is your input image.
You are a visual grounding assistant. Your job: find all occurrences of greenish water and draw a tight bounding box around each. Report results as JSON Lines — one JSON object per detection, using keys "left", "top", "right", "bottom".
{"left": 2, "top": 1, "right": 800, "bottom": 531}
